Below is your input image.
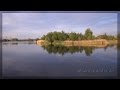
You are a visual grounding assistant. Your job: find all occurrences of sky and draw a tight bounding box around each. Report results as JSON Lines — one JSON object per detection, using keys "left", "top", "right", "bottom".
{"left": 2, "top": 12, "right": 117, "bottom": 39}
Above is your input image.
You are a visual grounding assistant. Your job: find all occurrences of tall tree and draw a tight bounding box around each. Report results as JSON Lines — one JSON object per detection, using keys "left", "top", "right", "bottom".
{"left": 45, "top": 32, "right": 53, "bottom": 43}
{"left": 84, "top": 28, "right": 93, "bottom": 40}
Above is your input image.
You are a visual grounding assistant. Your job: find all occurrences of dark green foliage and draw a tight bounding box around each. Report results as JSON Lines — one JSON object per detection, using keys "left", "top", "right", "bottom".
{"left": 69, "top": 32, "right": 78, "bottom": 41}
{"left": 40, "top": 28, "right": 117, "bottom": 42}
{"left": 84, "top": 28, "right": 93, "bottom": 40}
{"left": 96, "top": 33, "right": 116, "bottom": 40}
{"left": 45, "top": 32, "right": 54, "bottom": 43}
{"left": 41, "top": 35, "right": 46, "bottom": 40}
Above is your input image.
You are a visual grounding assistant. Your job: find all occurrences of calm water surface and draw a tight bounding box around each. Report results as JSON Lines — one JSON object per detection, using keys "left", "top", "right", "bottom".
{"left": 2, "top": 42, "right": 117, "bottom": 78}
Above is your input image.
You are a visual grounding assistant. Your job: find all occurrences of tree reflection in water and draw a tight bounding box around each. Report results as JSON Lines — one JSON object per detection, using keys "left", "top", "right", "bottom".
{"left": 41, "top": 44, "right": 117, "bottom": 56}
{"left": 41, "top": 45, "right": 98, "bottom": 56}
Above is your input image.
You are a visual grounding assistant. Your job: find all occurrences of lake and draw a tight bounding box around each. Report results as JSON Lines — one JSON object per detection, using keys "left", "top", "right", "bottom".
{"left": 2, "top": 42, "right": 117, "bottom": 79}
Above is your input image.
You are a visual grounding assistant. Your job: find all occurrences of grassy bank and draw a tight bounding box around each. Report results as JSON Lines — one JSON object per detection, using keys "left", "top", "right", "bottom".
{"left": 107, "top": 40, "right": 117, "bottom": 45}
{"left": 36, "top": 39, "right": 117, "bottom": 47}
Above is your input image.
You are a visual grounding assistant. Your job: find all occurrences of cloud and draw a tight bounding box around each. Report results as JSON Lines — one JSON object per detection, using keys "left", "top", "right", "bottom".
{"left": 2, "top": 13, "right": 117, "bottom": 39}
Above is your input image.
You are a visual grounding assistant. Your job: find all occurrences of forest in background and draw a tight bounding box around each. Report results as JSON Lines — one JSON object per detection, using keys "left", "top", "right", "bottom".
{"left": 40, "top": 28, "right": 117, "bottom": 43}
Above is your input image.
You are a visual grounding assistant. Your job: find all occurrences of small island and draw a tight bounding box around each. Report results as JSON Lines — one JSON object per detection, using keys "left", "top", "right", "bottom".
{"left": 36, "top": 28, "right": 117, "bottom": 47}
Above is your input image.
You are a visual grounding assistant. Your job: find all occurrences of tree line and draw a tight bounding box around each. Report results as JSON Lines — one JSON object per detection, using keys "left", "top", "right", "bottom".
{"left": 2, "top": 38, "right": 37, "bottom": 42}
{"left": 40, "top": 28, "right": 117, "bottom": 43}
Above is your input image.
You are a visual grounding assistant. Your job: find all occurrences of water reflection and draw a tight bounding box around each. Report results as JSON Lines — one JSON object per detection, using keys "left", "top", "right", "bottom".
{"left": 2, "top": 43, "right": 117, "bottom": 77}
{"left": 41, "top": 44, "right": 116, "bottom": 56}
{"left": 2, "top": 41, "right": 35, "bottom": 45}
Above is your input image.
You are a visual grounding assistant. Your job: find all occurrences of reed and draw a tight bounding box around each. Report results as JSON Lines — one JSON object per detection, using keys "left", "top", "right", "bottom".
{"left": 36, "top": 39, "right": 117, "bottom": 47}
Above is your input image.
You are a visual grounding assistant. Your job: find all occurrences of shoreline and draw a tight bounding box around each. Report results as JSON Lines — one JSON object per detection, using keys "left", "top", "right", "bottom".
{"left": 36, "top": 39, "right": 117, "bottom": 48}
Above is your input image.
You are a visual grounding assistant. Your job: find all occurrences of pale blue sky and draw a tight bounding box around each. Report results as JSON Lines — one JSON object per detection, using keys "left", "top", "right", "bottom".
{"left": 2, "top": 13, "right": 117, "bottom": 39}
